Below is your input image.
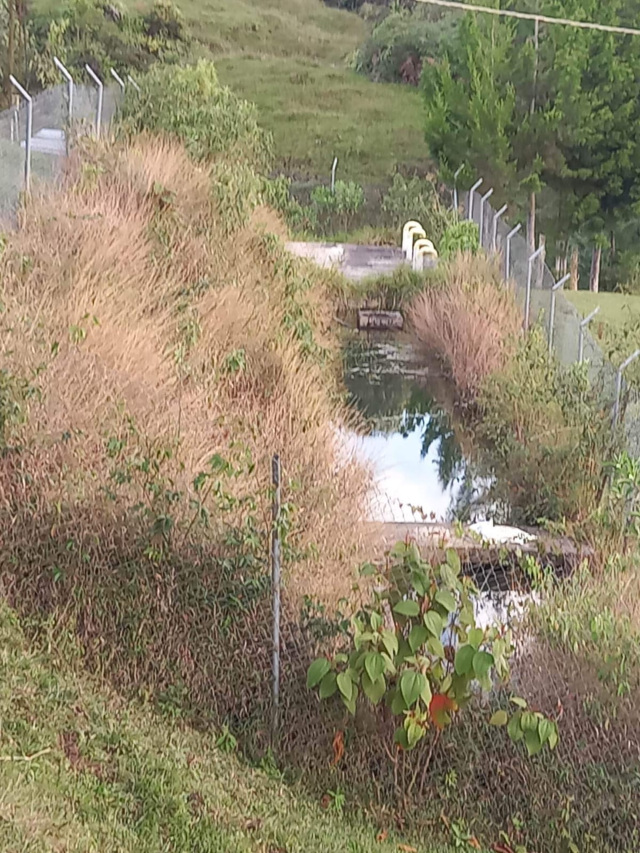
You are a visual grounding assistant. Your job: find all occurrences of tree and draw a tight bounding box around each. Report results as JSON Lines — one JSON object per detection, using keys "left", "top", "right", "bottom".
{"left": 423, "top": 0, "right": 640, "bottom": 287}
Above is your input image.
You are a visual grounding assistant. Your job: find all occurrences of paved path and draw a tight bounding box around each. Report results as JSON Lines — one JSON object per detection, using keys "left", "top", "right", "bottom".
{"left": 286, "top": 241, "right": 408, "bottom": 281}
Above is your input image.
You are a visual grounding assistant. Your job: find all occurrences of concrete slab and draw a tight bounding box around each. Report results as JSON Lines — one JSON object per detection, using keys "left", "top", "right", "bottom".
{"left": 286, "top": 241, "right": 421, "bottom": 282}
{"left": 21, "top": 128, "right": 66, "bottom": 156}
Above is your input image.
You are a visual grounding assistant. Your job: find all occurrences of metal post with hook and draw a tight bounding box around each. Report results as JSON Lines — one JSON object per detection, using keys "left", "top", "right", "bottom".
{"left": 578, "top": 306, "right": 600, "bottom": 363}
{"left": 54, "top": 57, "right": 74, "bottom": 124}
{"left": 468, "top": 177, "right": 483, "bottom": 221}
{"left": 453, "top": 165, "right": 464, "bottom": 214}
{"left": 331, "top": 157, "right": 338, "bottom": 194}
{"left": 9, "top": 76, "right": 32, "bottom": 193}
{"left": 524, "top": 246, "right": 545, "bottom": 330}
{"left": 548, "top": 273, "right": 570, "bottom": 353}
{"left": 614, "top": 350, "right": 640, "bottom": 429}
{"left": 492, "top": 203, "right": 508, "bottom": 252}
{"left": 504, "top": 223, "right": 522, "bottom": 281}
{"left": 110, "top": 68, "right": 126, "bottom": 94}
{"left": 85, "top": 65, "right": 104, "bottom": 137}
{"left": 478, "top": 187, "right": 494, "bottom": 248}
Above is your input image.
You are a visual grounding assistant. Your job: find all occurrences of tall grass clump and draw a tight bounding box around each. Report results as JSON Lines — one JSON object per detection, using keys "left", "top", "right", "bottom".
{"left": 409, "top": 252, "right": 521, "bottom": 400}
{"left": 0, "top": 134, "right": 369, "bottom": 737}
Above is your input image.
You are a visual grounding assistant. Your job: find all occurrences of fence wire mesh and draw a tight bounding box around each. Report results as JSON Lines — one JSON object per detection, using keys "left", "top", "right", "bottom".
{"left": 464, "top": 188, "right": 640, "bottom": 455}
{"left": 0, "top": 82, "right": 120, "bottom": 224}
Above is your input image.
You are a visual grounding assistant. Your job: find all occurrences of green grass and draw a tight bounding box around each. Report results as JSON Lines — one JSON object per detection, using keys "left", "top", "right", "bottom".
{"left": 565, "top": 289, "right": 640, "bottom": 328}
{"left": 128, "top": 0, "right": 430, "bottom": 182}
{"left": 0, "top": 603, "right": 458, "bottom": 853}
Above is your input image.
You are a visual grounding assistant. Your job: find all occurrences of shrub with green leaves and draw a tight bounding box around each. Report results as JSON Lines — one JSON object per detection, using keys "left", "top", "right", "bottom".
{"left": 381, "top": 173, "right": 454, "bottom": 245}
{"left": 439, "top": 220, "right": 480, "bottom": 259}
{"left": 119, "top": 60, "right": 273, "bottom": 170}
{"left": 307, "top": 541, "right": 558, "bottom": 756}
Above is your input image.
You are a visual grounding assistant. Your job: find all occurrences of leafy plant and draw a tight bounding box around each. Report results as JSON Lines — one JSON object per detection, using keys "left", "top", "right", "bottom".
{"left": 381, "top": 172, "right": 454, "bottom": 244}
{"left": 311, "top": 181, "right": 365, "bottom": 223}
{"left": 439, "top": 220, "right": 480, "bottom": 259}
{"left": 307, "top": 541, "right": 557, "bottom": 757}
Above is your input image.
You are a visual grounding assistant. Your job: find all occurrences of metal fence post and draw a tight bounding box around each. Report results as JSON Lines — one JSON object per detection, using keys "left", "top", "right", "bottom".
{"left": 110, "top": 68, "right": 126, "bottom": 94}
{"left": 578, "top": 306, "right": 600, "bottom": 363}
{"left": 614, "top": 350, "right": 640, "bottom": 428}
{"left": 85, "top": 65, "right": 104, "bottom": 137}
{"left": 504, "top": 223, "right": 522, "bottom": 280}
{"left": 548, "top": 274, "right": 570, "bottom": 353}
{"left": 331, "top": 157, "right": 338, "bottom": 194}
{"left": 54, "top": 57, "right": 74, "bottom": 155}
{"left": 478, "top": 188, "right": 494, "bottom": 249}
{"left": 271, "top": 454, "right": 282, "bottom": 741}
{"left": 127, "top": 74, "right": 141, "bottom": 92}
{"left": 453, "top": 165, "right": 464, "bottom": 214}
{"left": 492, "top": 203, "right": 508, "bottom": 252}
{"left": 468, "top": 177, "right": 483, "bottom": 221}
{"left": 525, "top": 246, "right": 544, "bottom": 330}
{"left": 9, "top": 76, "right": 32, "bottom": 194}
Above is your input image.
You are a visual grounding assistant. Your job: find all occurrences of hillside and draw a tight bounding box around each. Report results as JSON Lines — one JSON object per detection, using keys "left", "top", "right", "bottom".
{"left": 0, "top": 602, "right": 449, "bottom": 853}
{"left": 147, "top": 0, "right": 428, "bottom": 182}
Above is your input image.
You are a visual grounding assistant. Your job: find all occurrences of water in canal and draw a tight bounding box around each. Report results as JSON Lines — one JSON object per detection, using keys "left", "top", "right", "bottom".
{"left": 342, "top": 334, "right": 493, "bottom": 525}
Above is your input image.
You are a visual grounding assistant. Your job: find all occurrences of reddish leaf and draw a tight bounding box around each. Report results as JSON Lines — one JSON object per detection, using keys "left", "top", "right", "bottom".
{"left": 377, "top": 830, "right": 389, "bottom": 842}
{"left": 429, "top": 693, "right": 456, "bottom": 729}
{"left": 331, "top": 730, "right": 345, "bottom": 767}
{"left": 468, "top": 837, "right": 482, "bottom": 850}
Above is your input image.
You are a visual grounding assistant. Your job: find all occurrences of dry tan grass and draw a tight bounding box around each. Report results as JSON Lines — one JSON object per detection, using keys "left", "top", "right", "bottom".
{"left": 409, "top": 252, "right": 521, "bottom": 400}
{"left": 0, "top": 135, "right": 371, "bottom": 719}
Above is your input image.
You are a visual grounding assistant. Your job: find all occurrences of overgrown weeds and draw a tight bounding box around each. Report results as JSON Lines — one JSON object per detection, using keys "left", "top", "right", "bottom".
{"left": 0, "top": 135, "right": 369, "bottom": 729}
{"left": 409, "top": 252, "right": 521, "bottom": 400}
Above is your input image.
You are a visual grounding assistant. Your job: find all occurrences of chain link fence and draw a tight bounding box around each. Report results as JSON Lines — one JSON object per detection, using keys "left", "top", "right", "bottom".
{"left": 0, "top": 80, "right": 121, "bottom": 224}
{"left": 464, "top": 186, "right": 640, "bottom": 456}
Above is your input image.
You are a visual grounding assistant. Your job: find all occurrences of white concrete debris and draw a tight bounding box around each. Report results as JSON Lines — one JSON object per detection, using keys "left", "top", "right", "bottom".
{"left": 469, "top": 518, "right": 536, "bottom": 545}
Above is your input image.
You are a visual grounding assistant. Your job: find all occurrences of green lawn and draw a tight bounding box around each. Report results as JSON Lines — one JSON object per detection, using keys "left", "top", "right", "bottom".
{"left": 0, "top": 604, "right": 461, "bottom": 853}
{"left": 129, "top": 0, "right": 430, "bottom": 182}
{"left": 565, "top": 289, "right": 640, "bottom": 328}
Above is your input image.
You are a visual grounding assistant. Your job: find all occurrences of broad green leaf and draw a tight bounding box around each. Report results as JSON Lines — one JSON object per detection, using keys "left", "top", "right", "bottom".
{"left": 427, "top": 636, "right": 445, "bottom": 659}
{"left": 490, "top": 710, "right": 509, "bottom": 727}
{"left": 538, "top": 717, "right": 555, "bottom": 746}
{"left": 334, "top": 653, "right": 348, "bottom": 665}
{"left": 468, "top": 627, "right": 484, "bottom": 650}
{"left": 440, "top": 674, "right": 453, "bottom": 694}
{"left": 507, "top": 711, "right": 524, "bottom": 743}
{"left": 524, "top": 728, "right": 543, "bottom": 756}
{"left": 459, "top": 604, "right": 475, "bottom": 627}
{"left": 510, "top": 695, "right": 528, "bottom": 709}
{"left": 381, "top": 652, "right": 396, "bottom": 675}
{"left": 343, "top": 683, "right": 358, "bottom": 716}
{"left": 364, "top": 652, "right": 385, "bottom": 683}
{"left": 359, "top": 562, "right": 377, "bottom": 577}
{"left": 521, "top": 711, "right": 538, "bottom": 732}
{"left": 362, "top": 672, "right": 386, "bottom": 705}
{"left": 337, "top": 672, "right": 353, "bottom": 702}
{"left": 381, "top": 630, "right": 399, "bottom": 658}
{"left": 307, "top": 657, "right": 331, "bottom": 688}
{"left": 435, "top": 589, "right": 456, "bottom": 613}
{"left": 455, "top": 644, "right": 476, "bottom": 676}
{"left": 548, "top": 724, "right": 559, "bottom": 751}
{"left": 370, "top": 611, "right": 383, "bottom": 631}
{"left": 390, "top": 689, "right": 407, "bottom": 716}
{"left": 472, "top": 650, "right": 494, "bottom": 680}
{"left": 406, "top": 719, "right": 424, "bottom": 748}
{"left": 440, "top": 565, "right": 458, "bottom": 589}
{"left": 319, "top": 672, "right": 337, "bottom": 699}
{"left": 411, "top": 569, "right": 428, "bottom": 597}
{"left": 394, "top": 727, "right": 410, "bottom": 750}
{"left": 421, "top": 676, "right": 433, "bottom": 706}
{"left": 424, "top": 610, "right": 443, "bottom": 637}
{"left": 408, "top": 625, "right": 429, "bottom": 652}
{"left": 394, "top": 599, "right": 420, "bottom": 618}
{"left": 446, "top": 549, "right": 461, "bottom": 575}
{"left": 400, "top": 670, "right": 427, "bottom": 707}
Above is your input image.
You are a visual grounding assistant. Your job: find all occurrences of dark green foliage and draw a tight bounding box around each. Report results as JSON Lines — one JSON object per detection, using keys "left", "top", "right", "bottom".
{"left": 119, "top": 60, "right": 272, "bottom": 171}
{"left": 439, "top": 220, "right": 479, "bottom": 259}
{"left": 381, "top": 173, "right": 454, "bottom": 244}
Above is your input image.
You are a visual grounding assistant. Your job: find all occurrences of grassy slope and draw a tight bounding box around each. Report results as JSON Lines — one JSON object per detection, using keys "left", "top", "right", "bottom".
{"left": 144, "top": 0, "right": 428, "bottom": 182}
{"left": 565, "top": 289, "right": 640, "bottom": 327}
{"left": 0, "top": 604, "right": 455, "bottom": 853}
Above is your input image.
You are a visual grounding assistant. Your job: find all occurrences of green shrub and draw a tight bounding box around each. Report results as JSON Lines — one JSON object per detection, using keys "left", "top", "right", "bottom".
{"left": 476, "top": 329, "right": 613, "bottom": 525}
{"left": 119, "top": 60, "right": 273, "bottom": 170}
{"left": 439, "top": 220, "right": 480, "bottom": 259}
{"left": 381, "top": 173, "right": 454, "bottom": 245}
{"left": 354, "top": 7, "right": 458, "bottom": 84}
{"left": 309, "top": 180, "right": 365, "bottom": 232}
{"left": 27, "top": 0, "right": 187, "bottom": 89}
